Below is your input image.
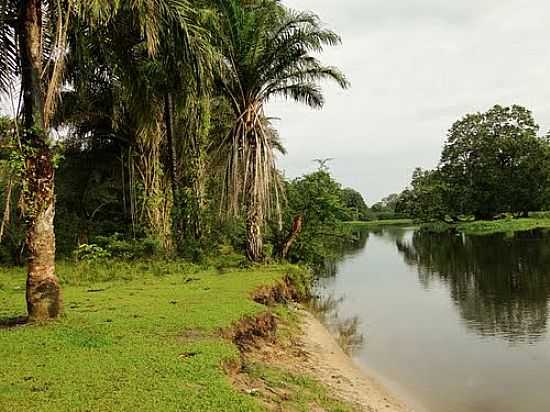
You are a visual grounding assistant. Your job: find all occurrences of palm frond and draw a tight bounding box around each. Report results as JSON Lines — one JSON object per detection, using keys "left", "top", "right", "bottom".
{"left": 0, "top": 0, "right": 18, "bottom": 95}
{"left": 214, "top": 0, "right": 348, "bottom": 225}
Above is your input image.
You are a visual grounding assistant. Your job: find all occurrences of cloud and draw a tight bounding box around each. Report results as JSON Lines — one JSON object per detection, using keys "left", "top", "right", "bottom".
{"left": 269, "top": 0, "right": 550, "bottom": 203}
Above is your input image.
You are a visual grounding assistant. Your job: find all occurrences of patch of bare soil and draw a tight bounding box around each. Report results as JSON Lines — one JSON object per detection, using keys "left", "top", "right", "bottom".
{"left": 224, "top": 277, "right": 414, "bottom": 411}
{"left": 227, "top": 304, "right": 413, "bottom": 411}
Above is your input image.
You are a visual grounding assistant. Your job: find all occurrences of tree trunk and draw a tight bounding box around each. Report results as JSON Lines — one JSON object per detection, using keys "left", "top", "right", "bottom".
{"left": 164, "top": 92, "right": 185, "bottom": 253}
{"left": 281, "top": 214, "right": 303, "bottom": 259}
{"left": 164, "top": 93, "right": 179, "bottom": 203}
{"left": 189, "top": 96, "right": 211, "bottom": 243}
{"left": 245, "top": 130, "right": 264, "bottom": 262}
{"left": 246, "top": 201, "right": 264, "bottom": 262}
{"left": 20, "top": 0, "right": 63, "bottom": 321}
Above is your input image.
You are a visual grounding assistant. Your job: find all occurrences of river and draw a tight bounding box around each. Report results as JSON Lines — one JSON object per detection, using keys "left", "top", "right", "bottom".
{"left": 316, "top": 226, "right": 550, "bottom": 412}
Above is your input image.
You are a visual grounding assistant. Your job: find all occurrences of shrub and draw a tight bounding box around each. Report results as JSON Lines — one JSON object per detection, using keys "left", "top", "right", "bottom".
{"left": 73, "top": 244, "right": 112, "bottom": 261}
{"left": 92, "top": 234, "right": 162, "bottom": 259}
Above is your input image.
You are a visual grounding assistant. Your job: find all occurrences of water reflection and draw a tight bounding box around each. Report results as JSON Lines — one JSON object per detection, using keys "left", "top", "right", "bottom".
{"left": 395, "top": 229, "right": 550, "bottom": 343}
{"left": 309, "top": 293, "right": 365, "bottom": 354}
{"left": 317, "top": 226, "right": 550, "bottom": 412}
{"left": 316, "top": 228, "right": 369, "bottom": 278}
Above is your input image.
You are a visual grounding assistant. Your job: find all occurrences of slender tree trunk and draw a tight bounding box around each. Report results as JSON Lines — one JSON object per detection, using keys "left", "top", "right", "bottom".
{"left": 20, "top": 0, "right": 63, "bottom": 321}
{"left": 281, "top": 214, "right": 303, "bottom": 259}
{"left": 246, "top": 199, "right": 263, "bottom": 262}
{"left": 164, "top": 92, "right": 184, "bottom": 253}
{"left": 190, "top": 96, "right": 211, "bottom": 243}
{"left": 164, "top": 93, "right": 178, "bottom": 202}
{"left": 245, "top": 133, "right": 263, "bottom": 262}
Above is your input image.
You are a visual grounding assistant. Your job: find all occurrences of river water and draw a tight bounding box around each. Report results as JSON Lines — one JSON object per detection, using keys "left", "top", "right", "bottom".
{"left": 316, "top": 226, "right": 550, "bottom": 412}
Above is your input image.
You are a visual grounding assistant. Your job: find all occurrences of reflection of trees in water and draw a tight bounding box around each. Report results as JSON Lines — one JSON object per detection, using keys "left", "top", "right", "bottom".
{"left": 316, "top": 228, "right": 369, "bottom": 278}
{"left": 317, "top": 227, "right": 407, "bottom": 278}
{"left": 368, "top": 227, "right": 408, "bottom": 244}
{"left": 396, "top": 230, "right": 550, "bottom": 343}
{"left": 308, "top": 293, "right": 365, "bottom": 354}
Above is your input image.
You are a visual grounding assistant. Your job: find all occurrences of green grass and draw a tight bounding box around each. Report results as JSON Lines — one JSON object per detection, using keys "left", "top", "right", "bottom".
{"left": 0, "top": 261, "right": 349, "bottom": 412}
{"left": 344, "top": 219, "right": 414, "bottom": 228}
{"left": 457, "top": 217, "right": 550, "bottom": 235}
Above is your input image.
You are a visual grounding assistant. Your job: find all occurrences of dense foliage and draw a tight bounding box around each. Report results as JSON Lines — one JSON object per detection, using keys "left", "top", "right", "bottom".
{"left": 274, "top": 170, "right": 352, "bottom": 267}
{"left": 397, "top": 105, "right": 550, "bottom": 222}
{"left": 0, "top": 1, "right": 359, "bottom": 275}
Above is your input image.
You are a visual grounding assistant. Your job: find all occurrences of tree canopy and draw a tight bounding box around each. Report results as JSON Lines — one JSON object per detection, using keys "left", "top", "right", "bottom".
{"left": 399, "top": 105, "right": 550, "bottom": 221}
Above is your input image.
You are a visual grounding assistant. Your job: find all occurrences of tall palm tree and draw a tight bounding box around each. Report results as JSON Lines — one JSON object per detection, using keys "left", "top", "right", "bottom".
{"left": 111, "top": 1, "right": 216, "bottom": 255}
{"left": 0, "top": 0, "right": 73, "bottom": 321}
{"left": 0, "top": 0, "right": 201, "bottom": 320}
{"left": 214, "top": 0, "right": 349, "bottom": 261}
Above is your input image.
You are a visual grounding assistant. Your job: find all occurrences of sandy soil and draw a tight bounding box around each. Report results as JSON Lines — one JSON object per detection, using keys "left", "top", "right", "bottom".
{"left": 296, "top": 308, "right": 413, "bottom": 412}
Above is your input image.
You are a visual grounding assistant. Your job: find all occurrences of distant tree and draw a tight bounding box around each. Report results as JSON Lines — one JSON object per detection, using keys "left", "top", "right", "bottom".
{"left": 440, "top": 105, "right": 549, "bottom": 219}
{"left": 339, "top": 188, "right": 369, "bottom": 221}
{"left": 396, "top": 168, "right": 449, "bottom": 221}
{"left": 372, "top": 193, "right": 399, "bottom": 213}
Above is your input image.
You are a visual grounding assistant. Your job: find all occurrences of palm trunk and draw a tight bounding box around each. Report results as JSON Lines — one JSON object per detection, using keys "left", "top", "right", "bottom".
{"left": 20, "top": 0, "right": 63, "bottom": 321}
{"left": 246, "top": 199, "right": 263, "bottom": 262}
{"left": 245, "top": 134, "right": 264, "bottom": 262}
{"left": 164, "top": 93, "right": 178, "bottom": 202}
{"left": 164, "top": 92, "right": 184, "bottom": 253}
{"left": 187, "top": 96, "right": 210, "bottom": 246}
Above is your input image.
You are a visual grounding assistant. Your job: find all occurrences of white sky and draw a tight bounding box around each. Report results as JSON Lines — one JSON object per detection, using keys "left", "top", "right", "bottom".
{"left": 269, "top": 0, "right": 550, "bottom": 204}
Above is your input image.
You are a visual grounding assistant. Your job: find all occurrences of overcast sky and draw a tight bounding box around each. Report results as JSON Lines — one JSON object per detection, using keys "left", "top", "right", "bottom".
{"left": 269, "top": 0, "right": 550, "bottom": 204}
{"left": 3, "top": 2, "right": 550, "bottom": 204}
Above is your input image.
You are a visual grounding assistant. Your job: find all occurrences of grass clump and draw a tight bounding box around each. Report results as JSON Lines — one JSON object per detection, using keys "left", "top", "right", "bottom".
{"left": 0, "top": 262, "right": 318, "bottom": 411}
{"left": 457, "top": 217, "right": 550, "bottom": 235}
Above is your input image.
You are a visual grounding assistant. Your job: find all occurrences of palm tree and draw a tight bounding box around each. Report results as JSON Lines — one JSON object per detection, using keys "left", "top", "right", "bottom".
{"left": 0, "top": 0, "right": 203, "bottom": 320}
{"left": 110, "top": 1, "right": 216, "bottom": 256}
{"left": 214, "top": 0, "right": 349, "bottom": 261}
{"left": 0, "top": 0, "right": 74, "bottom": 321}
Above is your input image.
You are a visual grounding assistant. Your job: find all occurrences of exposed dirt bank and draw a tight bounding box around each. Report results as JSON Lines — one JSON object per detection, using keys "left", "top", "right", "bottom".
{"left": 229, "top": 276, "right": 414, "bottom": 411}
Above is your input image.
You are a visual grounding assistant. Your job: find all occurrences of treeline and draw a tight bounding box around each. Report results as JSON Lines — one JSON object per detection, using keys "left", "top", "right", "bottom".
{"left": 0, "top": 0, "right": 353, "bottom": 320}
{"left": 394, "top": 105, "right": 550, "bottom": 222}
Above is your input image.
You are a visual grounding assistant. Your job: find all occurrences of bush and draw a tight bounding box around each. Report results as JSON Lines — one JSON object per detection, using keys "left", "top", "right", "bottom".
{"left": 419, "top": 222, "right": 455, "bottom": 234}
{"left": 73, "top": 244, "right": 112, "bottom": 261}
{"left": 91, "top": 234, "right": 162, "bottom": 259}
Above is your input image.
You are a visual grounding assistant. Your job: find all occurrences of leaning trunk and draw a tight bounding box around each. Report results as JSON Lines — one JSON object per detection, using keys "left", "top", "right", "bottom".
{"left": 20, "top": 0, "right": 63, "bottom": 321}
{"left": 281, "top": 214, "right": 303, "bottom": 259}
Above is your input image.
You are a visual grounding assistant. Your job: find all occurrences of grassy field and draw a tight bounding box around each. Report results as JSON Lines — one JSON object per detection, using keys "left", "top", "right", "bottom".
{"left": 0, "top": 261, "right": 351, "bottom": 412}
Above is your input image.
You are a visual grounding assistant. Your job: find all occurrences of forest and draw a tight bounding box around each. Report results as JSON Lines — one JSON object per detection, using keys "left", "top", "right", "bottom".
{"left": 0, "top": 0, "right": 371, "bottom": 323}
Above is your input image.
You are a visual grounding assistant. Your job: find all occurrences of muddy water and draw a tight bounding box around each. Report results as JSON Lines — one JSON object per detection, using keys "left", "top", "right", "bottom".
{"left": 316, "top": 227, "right": 550, "bottom": 412}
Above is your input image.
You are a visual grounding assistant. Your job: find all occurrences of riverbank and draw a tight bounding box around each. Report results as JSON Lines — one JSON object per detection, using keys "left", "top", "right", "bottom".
{"left": 417, "top": 216, "right": 550, "bottom": 236}
{"left": 457, "top": 217, "right": 550, "bottom": 235}
{"left": 344, "top": 219, "right": 414, "bottom": 228}
{"left": 296, "top": 309, "right": 412, "bottom": 412}
{"left": 0, "top": 261, "right": 409, "bottom": 411}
